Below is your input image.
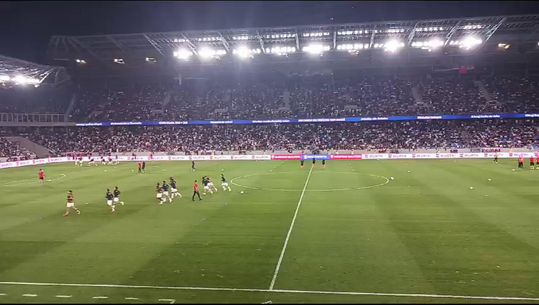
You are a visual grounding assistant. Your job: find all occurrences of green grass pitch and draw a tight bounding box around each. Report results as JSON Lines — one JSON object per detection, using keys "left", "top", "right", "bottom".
{"left": 0, "top": 159, "right": 538, "bottom": 304}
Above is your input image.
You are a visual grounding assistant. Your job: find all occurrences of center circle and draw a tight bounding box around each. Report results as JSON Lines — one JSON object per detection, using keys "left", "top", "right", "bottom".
{"left": 230, "top": 171, "right": 389, "bottom": 192}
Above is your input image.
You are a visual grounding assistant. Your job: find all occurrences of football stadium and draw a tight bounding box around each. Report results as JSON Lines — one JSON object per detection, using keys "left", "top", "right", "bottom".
{"left": 1, "top": 2, "right": 539, "bottom": 304}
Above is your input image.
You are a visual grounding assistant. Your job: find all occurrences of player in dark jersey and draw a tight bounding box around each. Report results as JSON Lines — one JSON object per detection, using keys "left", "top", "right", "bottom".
{"left": 322, "top": 159, "right": 326, "bottom": 168}
{"left": 192, "top": 161, "right": 196, "bottom": 172}
{"left": 493, "top": 153, "right": 498, "bottom": 164}
{"left": 138, "top": 162, "right": 142, "bottom": 173}
{"left": 202, "top": 176, "right": 213, "bottom": 195}
{"left": 169, "top": 177, "right": 182, "bottom": 199}
{"left": 221, "top": 174, "right": 232, "bottom": 191}
{"left": 161, "top": 181, "right": 172, "bottom": 203}
{"left": 142, "top": 161, "right": 146, "bottom": 173}
{"left": 113, "top": 186, "right": 125, "bottom": 206}
{"left": 105, "top": 189, "right": 116, "bottom": 213}
{"left": 312, "top": 158, "right": 316, "bottom": 166}
{"left": 156, "top": 182, "right": 163, "bottom": 203}
{"left": 192, "top": 180, "right": 202, "bottom": 201}
{"left": 300, "top": 160, "right": 304, "bottom": 168}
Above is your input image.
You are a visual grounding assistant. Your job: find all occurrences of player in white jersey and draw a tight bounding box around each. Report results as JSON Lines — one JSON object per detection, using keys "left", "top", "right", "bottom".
{"left": 221, "top": 174, "right": 232, "bottom": 191}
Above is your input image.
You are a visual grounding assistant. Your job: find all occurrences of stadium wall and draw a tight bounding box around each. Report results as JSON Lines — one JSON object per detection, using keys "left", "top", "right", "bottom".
{"left": 1, "top": 152, "right": 538, "bottom": 170}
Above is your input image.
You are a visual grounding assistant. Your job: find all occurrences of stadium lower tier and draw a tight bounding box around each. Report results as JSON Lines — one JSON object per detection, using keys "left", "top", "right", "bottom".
{"left": 1, "top": 119, "right": 537, "bottom": 158}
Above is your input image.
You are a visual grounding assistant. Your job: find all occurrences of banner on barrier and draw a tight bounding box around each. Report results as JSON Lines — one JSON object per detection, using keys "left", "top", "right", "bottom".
{"left": 271, "top": 154, "right": 302, "bottom": 160}
{"left": 330, "top": 154, "right": 363, "bottom": 160}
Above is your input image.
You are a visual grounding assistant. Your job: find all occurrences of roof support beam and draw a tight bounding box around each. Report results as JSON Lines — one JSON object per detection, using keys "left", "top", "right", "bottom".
{"left": 333, "top": 30, "right": 337, "bottom": 49}
{"left": 369, "top": 26, "right": 376, "bottom": 49}
{"left": 484, "top": 17, "right": 507, "bottom": 42}
{"left": 217, "top": 32, "right": 230, "bottom": 52}
{"left": 181, "top": 34, "right": 198, "bottom": 55}
{"left": 444, "top": 21, "right": 461, "bottom": 46}
{"left": 70, "top": 37, "right": 110, "bottom": 66}
{"left": 407, "top": 22, "right": 419, "bottom": 46}
{"left": 257, "top": 31, "right": 265, "bottom": 54}
{"left": 295, "top": 31, "right": 300, "bottom": 50}
{"left": 142, "top": 33, "right": 165, "bottom": 56}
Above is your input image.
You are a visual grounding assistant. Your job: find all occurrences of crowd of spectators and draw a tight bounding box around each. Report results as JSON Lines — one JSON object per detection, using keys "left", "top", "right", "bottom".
{"left": 66, "top": 71, "right": 539, "bottom": 122}
{"left": 0, "top": 137, "right": 36, "bottom": 161}
{"left": 6, "top": 119, "right": 536, "bottom": 156}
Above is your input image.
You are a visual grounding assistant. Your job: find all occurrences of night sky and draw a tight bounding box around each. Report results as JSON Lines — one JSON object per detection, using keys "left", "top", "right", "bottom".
{"left": 1, "top": 1, "right": 539, "bottom": 64}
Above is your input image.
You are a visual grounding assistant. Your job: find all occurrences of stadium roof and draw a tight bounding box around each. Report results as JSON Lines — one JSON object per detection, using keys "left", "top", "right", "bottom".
{"left": 47, "top": 14, "right": 539, "bottom": 72}
{"left": 0, "top": 54, "right": 69, "bottom": 87}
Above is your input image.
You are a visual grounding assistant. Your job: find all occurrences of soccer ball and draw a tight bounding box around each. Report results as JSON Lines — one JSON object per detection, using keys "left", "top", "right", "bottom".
{"left": 407, "top": 170, "right": 411, "bottom": 173}
{"left": 487, "top": 178, "right": 492, "bottom": 182}
{"left": 240, "top": 191, "right": 244, "bottom": 194}
{"left": 512, "top": 169, "right": 516, "bottom": 172}
{"left": 390, "top": 177, "right": 395, "bottom": 180}
{"left": 469, "top": 186, "right": 474, "bottom": 190}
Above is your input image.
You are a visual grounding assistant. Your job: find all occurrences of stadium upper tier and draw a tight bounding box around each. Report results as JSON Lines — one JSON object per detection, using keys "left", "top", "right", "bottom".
{"left": 1, "top": 69, "right": 539, "bottom": 121}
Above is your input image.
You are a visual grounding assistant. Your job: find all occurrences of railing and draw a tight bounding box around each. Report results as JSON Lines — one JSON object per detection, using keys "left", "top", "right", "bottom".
{"left": 0, "top": 113, "right": 75, "bottom": 127}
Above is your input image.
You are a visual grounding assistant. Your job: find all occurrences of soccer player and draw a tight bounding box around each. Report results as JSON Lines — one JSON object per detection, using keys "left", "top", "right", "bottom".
{"left": 322, "top": 159, "right": 326, "bottom": 168}
{"left": 170, "top": 177, "right": 182, "bottom": 199}
{"left": 207, "top": 176, "right": 218, "bottom": 193}
{"left": 113, "top": 186, "right": 125, "bottom": 206}
{"left": 38, "top": 169, "right": 45, "bottom": 185}
{"left": 192, "top": 161, "right": 196, "bottom": 172}
{"left": 312, "top": 158, "right": 316, "bottom": 167}
{"left": 107, "top": 156, "right": 113, "bottom": 165}
{"left": 162, "top": 180, "right": 172, "bottom": 203}
{"left": 105, "top": 189, "right": 116, "bottom": 212}
{"left": 101, "top": 157, "right": 107, "bottom": 166}
{"left": 493, "top": 153, "right": 498, "bottom": 164}
{"left": 88, "top": 157, "right": 96, "bottom": 166}
{"left": 138, "top": 162, "right": 142, "bottom": 174}
{"left": 221, "top": 174, "right": 232, "bottom": 191}
{"left": 156, "top": 182, "right": 163, "bottom": 203}
{"left": 192, "top": 180, "right": 202, "bottom": 201}
{"left": 142, "top": 161, "right": 146, "bottom": 173}
{"left": 300, "top": 160, "right": 304, "bottom": 168}
{"left": 64, "top": 190, "right": 80, "bottom": 216}
{"left": 530, "top": 156, "right": 535, "bottom": 170}
{"left": 202, "top": 176, "right": 212, "bottom": 195}
{"left": 518, "top": 156, "right": 524, "bottom": 169}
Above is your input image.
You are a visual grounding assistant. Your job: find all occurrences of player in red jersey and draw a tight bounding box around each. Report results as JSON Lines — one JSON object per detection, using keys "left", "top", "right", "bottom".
{"left": 38, "top": 169, "right": 45, "bottom": 184}
{"left": 518, "top": 156, "right": 524, "bottom": 169}
{"left": 192, "top": 180, "right": 202, "bottom": 202}
{"left": 137, "top": 162, "right": 142, "bottom": 174}
{"left": 530, "top": 157, "right": 535, "bottom": 169}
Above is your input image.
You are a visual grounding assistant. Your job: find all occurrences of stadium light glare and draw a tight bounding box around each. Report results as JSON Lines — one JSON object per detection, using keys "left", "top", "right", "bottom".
{"left": 266, "top": 46, "right": 296, "bottom": 56}
{"left": 75, "top": 59, "right": 86, "bottom": 64}
{"left": 113, "top": 58, "right": 125, "bottom": 64}
{"left": 198, "top": 47, "right": 226, "bottom": 60}
{"left": 303, "top": 44, "right": 330, "bottom": 55}
{"left": 460, "top": 35, "right": 482, "bottom": 50}
{"left": 173, "top": 49, "right": 193, "bottom": 60}
{"left": 497, "top": 43, "right": 510, "bottom": 50}
{"left": 383, "top": 39, "right": 404, "bottom": 53}
{"left": 232, "top": 46, "right": 261, "bottom": 59}
{"left": 0, "top": 75, "right": 11, "bottom": 82}
{"left": 145, "top": 57, "right": 157, "bottom": 63}
{"left": 12, "top": 75, "right": 40, "bottom": 86}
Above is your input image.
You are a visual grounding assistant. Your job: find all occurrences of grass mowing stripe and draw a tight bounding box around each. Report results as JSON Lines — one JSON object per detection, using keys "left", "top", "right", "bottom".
{"left": 0, "top": 281, "right": 538, "bottom": 301}
{"left": 268, "top": 165, "right": 313, "bottom": 290}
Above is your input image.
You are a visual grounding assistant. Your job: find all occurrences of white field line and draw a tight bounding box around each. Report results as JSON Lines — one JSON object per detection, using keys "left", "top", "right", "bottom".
{"left": 268, "top": 165, "right": 313, "bottom": 290}
{"left": 158, "top": 298, "right": 176, "bottom": 304}
{"left": 55, "top": 295, "right": 72, "bottom": 298}
{"left": 0, "top": 281, "right": 538, "bottom": 301}
{"left": 125, "top": 297, "right": 139, "bottom": 300}
{"left": 92, "top": 296, "right": 109, "bottom": 299}
{"left": 0, "top": 293, "right": 6, "bottom": 296}
{"left": 22, "top": 294, "right": 37, "bottom": 297}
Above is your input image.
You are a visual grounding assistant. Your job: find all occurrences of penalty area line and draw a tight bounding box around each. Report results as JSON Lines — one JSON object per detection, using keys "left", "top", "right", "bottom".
{"left": 0, "top": 281, "right": 538, "bottom": 301}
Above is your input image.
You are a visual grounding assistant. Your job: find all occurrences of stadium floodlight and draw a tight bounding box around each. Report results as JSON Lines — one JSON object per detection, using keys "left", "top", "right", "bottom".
{"left": 75, "top": 59, "right": 86, "bottom": 64}
{"left": 302, "top": 44, "right": 330, "bottom": 55}
{"left": 336, "top": 43, "right": 369, "bottom": 52}
{"left": 497, "top": 43, "right": 510, "bottom": 50}
{"left": 113, "top": 58, "right": 125, "bottom": 64}
{"left": 460, "top": 35, "right": 482, "bottom": 50}
{"left": 145, "top": 57, "right": 157, "bottom": 63}
{"left": 0, "top": 75, "right": 11, "bottom": 82}
{"left": 232, "top": 46, "right": 261, "bottom": 59}
{"left": 266, "top": 46, "right": 296, "bottom": 56}
{"left": 383, "top": 39, "right": 404, "bottom": 53}
{"left": 173, "top": 48, "right": 193, "bottom": 60}
{"left": 198, "top": 47, "right": 226, "bottom": 60}
{"left": 12, "top": 75, "right": 40, "bottom": 86}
